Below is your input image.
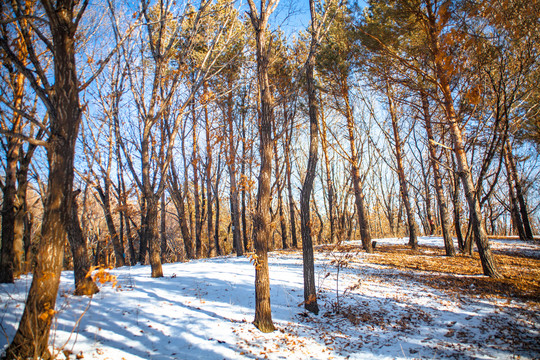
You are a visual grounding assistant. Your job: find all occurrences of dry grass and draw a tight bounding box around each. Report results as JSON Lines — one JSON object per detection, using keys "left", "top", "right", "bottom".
{"left": 317, "top": 243, "right": 540, "bottom": 303}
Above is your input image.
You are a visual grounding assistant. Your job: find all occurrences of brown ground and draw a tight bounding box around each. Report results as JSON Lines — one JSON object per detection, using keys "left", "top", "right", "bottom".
{"left": 316, "top": 242, "right": 540, "bottom": 303}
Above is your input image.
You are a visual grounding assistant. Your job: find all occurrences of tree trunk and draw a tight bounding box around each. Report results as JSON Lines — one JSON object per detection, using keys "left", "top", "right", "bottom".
{"left": 96, "top": 182, "right": 125, "bottom": 267}
{"left": 247, "top": 0, "right": 278, "bottom": 332}
{"left": 205, "top": 99, "right": 214, "bottom": 257}
{"left": 320, "top": 101, "right": 336, "bottom": 244}
{"left": 386, "top": 81, "right": 418, "bottom": 250}
{"left": 226, "top": 90, "right": 243, "bottom": 256}
{"left": 140, "top": 121, "right": 162, "bottom": 276}
{"left": 161, "top": 193, "right": 168, "bottom": 261}
{"left": 344, "top": 86, "right": 373, "bottom": 253}
{"left": 506, "top": 141, "right": 534, "bottom": 240}
{"left": 170, "top": 164, "right": 194, "bottom": 259}
{"left": 300, "top": 53, "right": 320, "bottom": 315}
{"left": 285, "top": 119, "right": 298, "bottom": 249}
{"left": 0, "top": 140, "right": 20, "bottom": 283}
{"left": 240, "top": 95, "right": 251, "bottom": 253}
{"left": 0, "top": 30, "right": 28, "bottom": 283}
{"left": 421, "top": 90, "right": 455, "bottom": 256}
{"left": 4, "top": 3, "right": 84, "bottom": 355}
{"left": 214, "top": 154, "right": 223, "bottom": 256}
{"left": 192, "top": 107, "right": 203, "bottom": 259}
{"left": 145, "top": 196, "right": 163, "bottom": 278}
{"left": 67, "top": 191, "right": 99, "bottom": 296}
{"left": 503, "top": 144, "right": 527, "bottom": 240}
{"left": 426, "top": 0, "right": 502, "bottom": 278}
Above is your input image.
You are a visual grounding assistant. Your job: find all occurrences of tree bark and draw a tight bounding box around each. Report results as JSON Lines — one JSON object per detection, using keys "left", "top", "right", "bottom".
{"left": 205, "top": 97, "right": 215, "bottom": 257}
{"left": 386, "top": 80, "right": 418, "bottom": 250}
{"left": 344, "top": 86, "right": 373, "bottom": 253}
{"left": 96, "top": 181, "right": 125, "bottom": 267}
{"left": 320, "top": 100, "right": 336, "bottom": 244}
{"left": 285, "top": 119, "right": 298, "bottom": 249}
{"left": 505, "top": 141, "right": 534, "bottom": 240}
{"left": 503, "top": 143, "right": 527, "bottom": 240}
{"left": 421, "top": 90, "right": 455, "bottom": 256}
{"left": 67, "top": 191, "right": 99, "bottom": 296}
{"left": 214, "top": 154, "right": 223, "bottom": 256}
{"left": 226, "top": 90, "right": 243, "bottom": 256}
{"left": 426, "top": 0, "right": 502, "bottom": 278}
{"left": 161, "top": 193, "right": 168, "bottom": 261}
{"left": 300, "top": 47, "right": 320, "bottom": 315}
{"left": 192, "top": 105, "right": 203, "bottom": 259}
{"left": 0, "top": 140, "right": 20, "bottom": 283}
{"left": 3, "top": 1, "right": 86, "bottom": 355}
{"left": 247, "top": 0, "right": 278, "bottom": 333}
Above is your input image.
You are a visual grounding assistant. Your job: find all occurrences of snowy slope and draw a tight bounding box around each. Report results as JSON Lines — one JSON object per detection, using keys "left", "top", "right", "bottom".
{"left": 1, "top": 236, "right": 538, "bottom": 359}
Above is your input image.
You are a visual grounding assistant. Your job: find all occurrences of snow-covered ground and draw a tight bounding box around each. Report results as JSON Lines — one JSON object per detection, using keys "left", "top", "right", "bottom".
{"left": 1, "top": 236, "right": 539, "bottom": 359}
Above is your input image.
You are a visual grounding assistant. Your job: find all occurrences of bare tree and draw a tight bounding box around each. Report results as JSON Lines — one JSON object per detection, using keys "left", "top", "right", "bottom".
{"left": 246, "top": 0, "right": 280, "bottom": 333}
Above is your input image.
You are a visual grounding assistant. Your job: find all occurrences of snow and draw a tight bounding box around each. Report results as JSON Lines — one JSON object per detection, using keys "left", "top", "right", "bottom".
{"left": 1, "top": 236, "right": 539, "bottom": 359}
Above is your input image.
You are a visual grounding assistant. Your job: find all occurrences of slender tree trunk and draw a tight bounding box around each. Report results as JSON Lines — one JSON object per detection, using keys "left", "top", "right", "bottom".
{"left": 247, "top": 0, "right": 278, "bottom": 332}
{"left": 226, "top": 90, "right": 243, "bottom": 256}
{"left": 67, "top": 191, "right": 99, "bottom": 296}
{"left": 138, "top": 197, "right": 148, "bottom": 264}
{"left": 161, "top": 193, "right": 168, "bottom": 261}
{"left": 278, "top": 185, "right": 288, "bottom": 249}
{"left": 170, "top": 164, "right": 194, "bottom": 259}
{"left": 96, "top": 181, "right": 125, "bottom": 268}
{"left": 421, "top": 90, "right": 455, "bottom": 256}
{"left": 145, "top": 196, "right": 163, "bottom": 277}
{"left": 214, "top": 154, "right": 222, "bottom": 256}
{"left": 426, "top": 0, "right": 502, "bottom": 278}
{"left": 240, "top": 92, "right": 250, "bottom": 253}
{"left": 503, "top": 144, "right": 527, "bottom": 240}
{"left": 0, "top": 27, "right": 28, "bottom": 283}
{"left": 15, "top": 154, "right": 34, "bottom": 273}
{"left": 205, "top": 98, "right": 214, "bottom": 257}
{"left": 386, "top": 81, "right": 418, "bottom": 250}
{"left": 320, "top": 100, "right": 336, "bottom": 244}
{"left": 343, "top": 85, "right": 373, "bottom": 253}
{"left": 285, "top": 120, "right": 298, "bottom": 249}
{"left": 300, "top": 49, "right": 320, "bottom": 315}
{"left": 0, "top": 141, "right": 20, "bottom": 283}
{"left": 506, "top": 141, "right": 534, "bottom": 240}
{"left": 192, "top": 105, "right": 203, "bottom": 259}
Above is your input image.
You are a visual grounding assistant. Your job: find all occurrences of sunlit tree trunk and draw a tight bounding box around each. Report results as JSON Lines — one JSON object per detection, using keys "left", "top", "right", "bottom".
{"left": 247, "top": 0, "right": 279, "bottom": 333}
{"left": 385, "top": 80, "right": 418, "bottom": 250}
{"left": 241, "top": 105, "right": 250, "bottom": 253}
{"left": 425, "top": 0, "right": 502, "bottom": 278}
{"left": 0, "top": 138, "right": 21, "bottom": 283}
{"left": 170, "top": 163, "right": 194, "bottom": 259}
{"left": 67, "top": 191, "right": 99, "bottom": 296}
{"left": 192, "top": 103, "right": 203, "bottom": 259}
{"left": 320, "top": 100, "right": 336, "bottom": 244}
{"left": 343, "top": 84, "right": 373, "bottom": 253}
{"left": 285, "top": 117, "right": 298, "bottom": 249}
{"left": 300, "top": 19, "right": 321, "bottom": 313}
{"left": 420, "top": 90, "right": 455, "bottom": 256}
{"left": 3, "top": 0, "right": 87, "bottom": 356}
{"left": 161, "top": 193, "right": 168, "bottom": 261}
{"left": 96, "top": 178, "right": 125, "bottom": 268}
{"left": 503, "top": 143, "right": 527, "bottom": 240}
{"left": 225, "top": 88, "right": 243, "bottom": 256}
{"left": 0, "top": 48, "right": 26, "bottom": 283}
{"left": 505, "top": 141, "right": 534, "bottom": 240}
{"left": 204, "top": 94, "right": 215, "bottom": 257}
{"left": 273, "top": 133, "right": 288, "bottom": 249}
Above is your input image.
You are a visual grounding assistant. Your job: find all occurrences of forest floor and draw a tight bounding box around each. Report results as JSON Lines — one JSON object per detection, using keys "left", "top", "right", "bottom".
{"left": 1, "top": 236, "right": 539, "bottom": 359}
